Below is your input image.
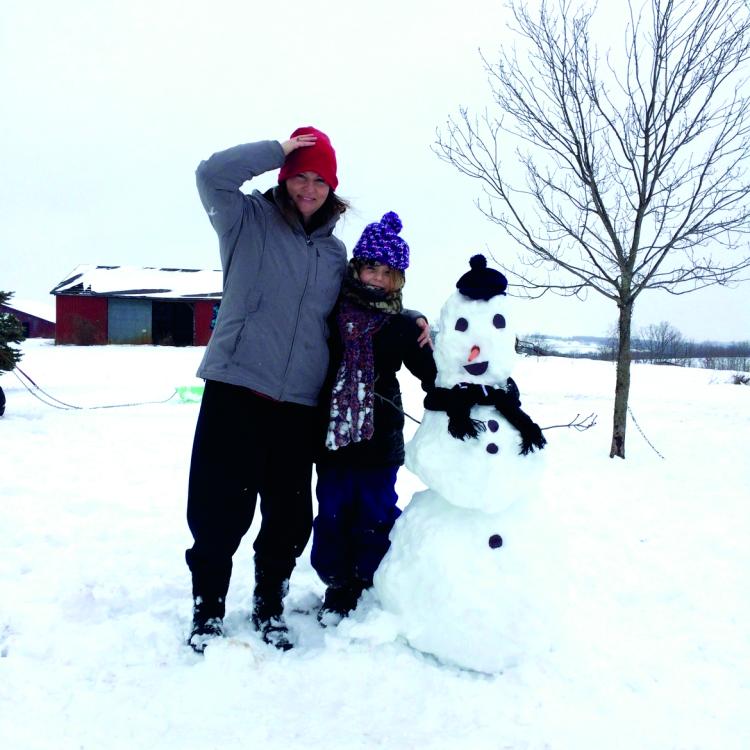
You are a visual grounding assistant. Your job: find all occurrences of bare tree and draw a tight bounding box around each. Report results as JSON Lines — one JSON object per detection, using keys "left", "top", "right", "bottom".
{"left": 637, "top": 321, "right": 685, "bottom": 363}
{"left": 597, "top": 323, "right": 620, "bottom": 362}
{"left": 435, "top": 0, "right": 750, "bottom": 457}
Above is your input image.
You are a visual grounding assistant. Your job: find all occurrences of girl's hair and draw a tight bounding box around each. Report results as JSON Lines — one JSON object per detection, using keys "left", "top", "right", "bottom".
{"left": 351, "top": 257, "right": 406, "bottom": 292}
{"left": 275, "top": 182, "right": 350, "bottom": 231}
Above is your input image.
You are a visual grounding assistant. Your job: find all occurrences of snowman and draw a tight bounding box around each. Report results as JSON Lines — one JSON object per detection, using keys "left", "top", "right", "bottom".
{"left": 373, "top": 255, "right": 557, "bottom": 673}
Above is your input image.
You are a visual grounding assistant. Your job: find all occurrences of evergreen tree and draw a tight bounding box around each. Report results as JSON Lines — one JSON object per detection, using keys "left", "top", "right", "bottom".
{"left": 0, "top": 291, "right": 25, "bottom": 373}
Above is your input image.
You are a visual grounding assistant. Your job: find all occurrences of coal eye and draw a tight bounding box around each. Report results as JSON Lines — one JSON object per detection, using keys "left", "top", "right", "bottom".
{"left": 455, "top": 317, "right": 468, "bottom": 332}
{"left": 493, "top": 314, "right": 506, "bottom": 329}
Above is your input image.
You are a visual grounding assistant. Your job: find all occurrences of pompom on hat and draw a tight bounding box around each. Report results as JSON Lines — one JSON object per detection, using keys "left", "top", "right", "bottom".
{"left": 278, "top": 126, "right": 338, "bottom": 190}
{"left": 352, "top": 211, "right": 410, "bottom": 270}
{"left": 456, "top": 254, "right": 508, "bottom": 300}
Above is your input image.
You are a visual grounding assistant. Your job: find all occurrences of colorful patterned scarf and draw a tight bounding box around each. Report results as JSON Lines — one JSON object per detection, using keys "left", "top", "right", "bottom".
{"left": 325, "top": 265, "right": 402, "bottom": 450}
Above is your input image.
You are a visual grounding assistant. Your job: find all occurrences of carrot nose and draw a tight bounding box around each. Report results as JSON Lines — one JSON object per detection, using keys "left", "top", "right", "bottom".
{"left": 468, "top": 345, "right": 481, "bottom": 362}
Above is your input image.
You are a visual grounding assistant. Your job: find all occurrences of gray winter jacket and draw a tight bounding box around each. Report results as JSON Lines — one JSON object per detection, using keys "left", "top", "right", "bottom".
{"left": 195, "top": 140, "right": 347, "bottom": 406}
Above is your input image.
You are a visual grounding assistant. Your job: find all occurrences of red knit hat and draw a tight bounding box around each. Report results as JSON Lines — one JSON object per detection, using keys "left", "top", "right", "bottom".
{"left": 278, "top": 126, "right": 338, "bottom": 190}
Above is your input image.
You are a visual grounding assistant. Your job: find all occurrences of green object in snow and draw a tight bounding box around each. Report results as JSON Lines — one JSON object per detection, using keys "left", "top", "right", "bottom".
{"left": 176, "top": 385, "right": 205, "bottom": 403}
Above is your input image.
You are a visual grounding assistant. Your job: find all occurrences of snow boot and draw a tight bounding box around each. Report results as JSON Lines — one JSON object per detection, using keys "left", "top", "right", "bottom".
{"left": 187, "top": 596, "right": 225, "bottom": 653}
{"left": 252, "top": 613, "right": 293, "bottom": 651}
{"left": 317, "top": 582, "right": 364, "bottom": 627}
{"left": 252, "top": 574, "right": 292, "bottom": 651}
{"left": 184, "top": 550, "right": 231, "bottom": 652}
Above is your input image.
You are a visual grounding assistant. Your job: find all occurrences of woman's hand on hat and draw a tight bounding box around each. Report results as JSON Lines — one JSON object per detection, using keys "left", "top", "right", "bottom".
{"left": 281, "top": 133, "right": 317, "bottom": 156}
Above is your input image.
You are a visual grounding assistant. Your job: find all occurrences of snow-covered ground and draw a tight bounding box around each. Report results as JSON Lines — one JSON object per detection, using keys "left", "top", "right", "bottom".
{"left": 1, "top": 339, "right": 748, "bottom": 750}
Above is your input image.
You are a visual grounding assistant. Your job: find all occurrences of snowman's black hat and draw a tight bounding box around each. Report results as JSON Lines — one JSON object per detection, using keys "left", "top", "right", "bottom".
{"left": 456, "top": 254, "right": 508, "bottom": 300}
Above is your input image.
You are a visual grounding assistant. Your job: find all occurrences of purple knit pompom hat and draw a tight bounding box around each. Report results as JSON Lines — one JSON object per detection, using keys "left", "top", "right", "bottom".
{"left": 352, "top": 211, "right": 410, "bottom": 270}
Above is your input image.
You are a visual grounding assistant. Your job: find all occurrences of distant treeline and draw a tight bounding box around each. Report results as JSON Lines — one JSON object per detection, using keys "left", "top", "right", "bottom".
{"left": 517, "top": 323, "right": 750, "bottom": 373}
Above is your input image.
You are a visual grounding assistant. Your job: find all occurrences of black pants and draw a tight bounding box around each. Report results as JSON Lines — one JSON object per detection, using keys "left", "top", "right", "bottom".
{"left": 185, "top": 380, "right": 316, "bottom": 611}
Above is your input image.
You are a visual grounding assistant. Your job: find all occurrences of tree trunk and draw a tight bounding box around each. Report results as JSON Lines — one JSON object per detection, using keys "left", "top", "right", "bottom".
{"left": 610, "top": 301, "right": 633, "bottom": 458}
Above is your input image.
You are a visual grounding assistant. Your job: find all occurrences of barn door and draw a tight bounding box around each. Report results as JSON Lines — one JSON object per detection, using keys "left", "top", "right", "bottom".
{"left": 108, "top": 298, "right": 152, "bottom": 344}
{"left": 152, "top": 301, "right": 194, "bottom": 346}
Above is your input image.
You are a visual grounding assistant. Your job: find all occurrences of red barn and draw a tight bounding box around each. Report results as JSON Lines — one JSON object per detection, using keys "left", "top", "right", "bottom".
{"left": 0, "top": 300, "right": 56, "bottom": 339}
{"left": 51, "top": 265, "right": 222, "bottom": 346}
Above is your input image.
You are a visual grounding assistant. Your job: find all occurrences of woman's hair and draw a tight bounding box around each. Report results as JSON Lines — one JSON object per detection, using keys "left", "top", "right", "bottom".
{"left": 275, "top": 182, "right": 349, "bottom": 232}
{"left": 351, "top": 257, "right": 406, "bottom": 292}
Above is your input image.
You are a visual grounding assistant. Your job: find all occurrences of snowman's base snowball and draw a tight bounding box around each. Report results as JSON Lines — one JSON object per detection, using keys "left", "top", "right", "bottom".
{"left": 373, "top": 489, "right": 565, "bottom": 674}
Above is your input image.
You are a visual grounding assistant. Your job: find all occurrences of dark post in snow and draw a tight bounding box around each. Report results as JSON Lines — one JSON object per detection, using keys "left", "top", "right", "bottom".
{"left": 434, "top": 0, "right": 750, "bottom": 458}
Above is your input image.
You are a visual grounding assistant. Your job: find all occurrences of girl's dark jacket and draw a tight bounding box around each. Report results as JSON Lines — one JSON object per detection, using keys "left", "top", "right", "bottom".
{"left": 316, "top": 309, "right": 437, "bottom": 468}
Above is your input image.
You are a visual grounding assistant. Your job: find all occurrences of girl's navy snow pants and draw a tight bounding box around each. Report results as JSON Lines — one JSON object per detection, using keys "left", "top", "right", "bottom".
{"left": 311, "top": 464, "right": 400, "bottom": 587}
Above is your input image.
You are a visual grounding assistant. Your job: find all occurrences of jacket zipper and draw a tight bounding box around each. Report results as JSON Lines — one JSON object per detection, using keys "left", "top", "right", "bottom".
{"left": 279, "top": 233, "right": 314, "bottom": 399}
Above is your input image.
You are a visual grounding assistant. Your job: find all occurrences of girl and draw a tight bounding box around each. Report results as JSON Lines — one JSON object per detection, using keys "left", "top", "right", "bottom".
{"left": 312, "top": 212, "right": 437, "bottom": 623}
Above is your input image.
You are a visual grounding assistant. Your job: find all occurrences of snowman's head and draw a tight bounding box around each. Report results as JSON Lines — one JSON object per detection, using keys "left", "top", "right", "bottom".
{"left": 435, "top": 255, "right": 517, "bottom": 387}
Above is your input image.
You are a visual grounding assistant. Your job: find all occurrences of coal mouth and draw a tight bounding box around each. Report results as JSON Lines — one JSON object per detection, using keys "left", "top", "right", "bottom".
{"left": 463, "top": 361, "right": 488, "bottom": 376}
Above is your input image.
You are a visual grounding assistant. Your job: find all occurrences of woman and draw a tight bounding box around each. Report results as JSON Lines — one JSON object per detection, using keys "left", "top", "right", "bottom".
{"left": 186, "top": 127, "right": 349, "bottom": 652}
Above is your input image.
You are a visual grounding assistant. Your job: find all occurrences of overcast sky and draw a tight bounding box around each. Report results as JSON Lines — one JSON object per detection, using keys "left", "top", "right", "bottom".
{"left": 2, "top": 0, "right": 749, "bottom": 343}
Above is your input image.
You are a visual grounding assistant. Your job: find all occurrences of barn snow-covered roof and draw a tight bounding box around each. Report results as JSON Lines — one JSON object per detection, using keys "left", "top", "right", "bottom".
{"left": 51, "top": 265, "right": 222, "bottom": 300}
{"left": 1, "top": 298, "right": 56, "bottom": 322}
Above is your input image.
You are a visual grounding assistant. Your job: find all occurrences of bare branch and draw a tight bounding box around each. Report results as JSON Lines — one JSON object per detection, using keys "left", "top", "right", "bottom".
{"left": 541, "top": 412, "right": 598, "bottom": 431}
{"left": 435, "top": 0, "right": 750, "bottom": 457}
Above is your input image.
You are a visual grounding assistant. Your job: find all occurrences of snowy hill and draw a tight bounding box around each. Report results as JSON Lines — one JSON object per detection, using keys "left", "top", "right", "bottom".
{"left": 1, "top": 340, "right": 748, "bottom": 750}
{"left": 519, "top": 334, "right": 607, "bottom": 357}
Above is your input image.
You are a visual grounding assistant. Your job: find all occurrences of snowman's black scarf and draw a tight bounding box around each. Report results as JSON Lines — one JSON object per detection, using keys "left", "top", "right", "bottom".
{"left": 424, "top": 378, "right": 547, "bottom": 455}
